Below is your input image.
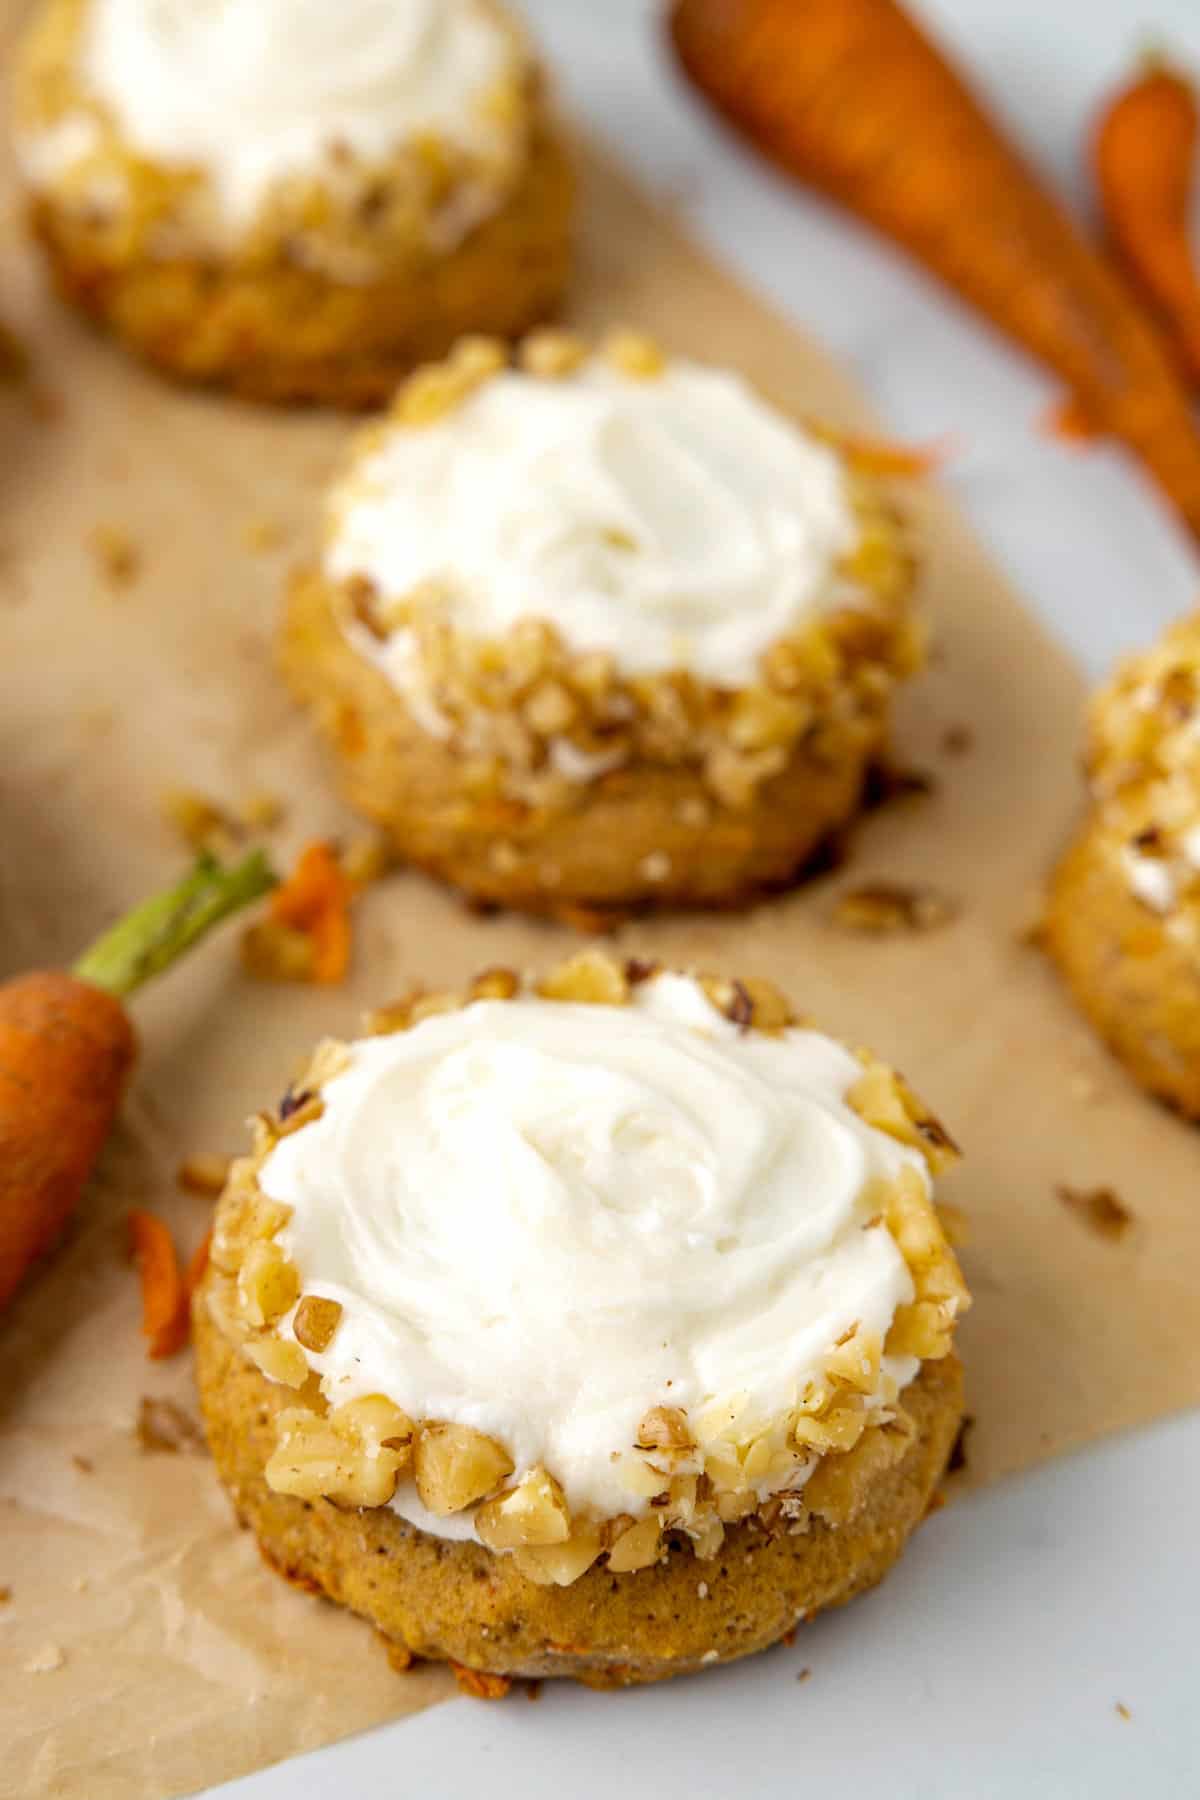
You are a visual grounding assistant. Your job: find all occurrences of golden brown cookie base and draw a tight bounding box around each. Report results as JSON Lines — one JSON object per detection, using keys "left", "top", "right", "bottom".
{"left": 280, "top": 569, "right": 890, "bottom": 919}
{"left": 1044, "top": 813, "right": 1200, "bottom": 1118}
{"left": 194, "top": 1299, "right": 962, "bottom": 1687}
{"left": 29, "top": 127, "right": 572, "bottom": 407}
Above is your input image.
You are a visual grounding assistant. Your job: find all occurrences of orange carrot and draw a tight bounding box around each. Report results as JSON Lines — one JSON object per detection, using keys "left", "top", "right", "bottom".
{"left": 811, "top": 423, "right": 951, "bottom": 477}
{"left": 0, "top": 852, "right": 274, "bottom": 1316}
{"left": 184, "top": 1229, "right": 212, "bottom": 1299}
{"left": 668, "top": 0, "right": 1200, "bottom": 540}
{"left": 269, "top": 841, "right": 354, "bottom": 985}
{"left": 1094, "top": 59, "right": 1200, "bottom": 386}
{"left": 128, "top": 1209, "right": 189, "bottom": 1359}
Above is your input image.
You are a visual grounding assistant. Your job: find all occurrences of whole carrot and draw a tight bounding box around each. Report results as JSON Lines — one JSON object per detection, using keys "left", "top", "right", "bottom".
{"left": 0, "top": 851, "right": 274, "bottom": 1313}
{"left": 668, "top": 0, "right": 1200, "bottom": 541}
{"left": 1094, "top": 58, "right": 1200, "bottom": 387}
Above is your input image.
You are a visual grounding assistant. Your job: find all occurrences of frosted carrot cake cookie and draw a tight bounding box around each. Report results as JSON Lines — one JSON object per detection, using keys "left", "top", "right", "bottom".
{"left": 194, "top": 955, "right": 969, "bottom": 1689}
{"left": 281, "top": 329, "right": 921, "bottom": 920}
{"left": 11, "top": 0, "right": 571, "bottom": 404}
{"left": 1045, "top": 611, "right": 1200, "bottom": 1116}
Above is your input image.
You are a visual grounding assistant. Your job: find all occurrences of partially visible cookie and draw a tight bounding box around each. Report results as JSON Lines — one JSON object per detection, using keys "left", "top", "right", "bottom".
{"left": 194, "top": 958, "right": 969, "bottom": 1687}
{"left": 1045, "top": 611, "right": 1200, "bottom": 1115}
{"left": 281, "top": 329, "right": 921, "bottom": 920}
{"left": 12, "top": 0, "right": 571, "bottom": 404}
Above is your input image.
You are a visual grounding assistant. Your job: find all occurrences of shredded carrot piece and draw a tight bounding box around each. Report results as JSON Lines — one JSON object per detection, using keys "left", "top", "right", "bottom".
{"left": 127, "top": 1209, "right": 189, "bottom": 1359}
{"left": 811, "top": 423, "right": 951, "bottom": 476}
{"left": 184, "top": 1229, "right": 211, "bottom": 1299}
{"left": 268, "top": 841, "right": 354, "bottom": 985}
{"left": 1043, "top": 394, "right": 1100, "bottom": 444}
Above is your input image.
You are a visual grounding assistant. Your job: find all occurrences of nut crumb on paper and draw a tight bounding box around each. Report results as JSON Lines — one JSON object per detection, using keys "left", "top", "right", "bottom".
{"left": 1055, "top": 1185, "right": 1133, "bottom": 1242}
{"left": 797, "top": 1667, "right": 812, "bottom": 1684}
{"left": 136, "top": 1396, "right": 206, "bottom": 1455}
{"left": 947, "top": 1414, "right": 975, "bottom": 1475}
{"left": 177, "top": 1154, "right": 233, "bottom": 1197}
{"left": 831, "top": 882, "right": 959, "bottom": 934}
{"left": 0, "top": 1585, "right": 11, "bottom": 1606}
{"left": 89, "top": 524, "right": 140, "bottom": 589}
{"left": 941, "top": 723, "right": 973, "bottom": 756}
{"left": 71, "top": 1454, "right": 93, "bottom": 1474}
{"left": 1115, "top": 1702, "right": 1131, "bottom": 1721}
{"left": 161, "top": 787, "right": 241, "bottom": 857}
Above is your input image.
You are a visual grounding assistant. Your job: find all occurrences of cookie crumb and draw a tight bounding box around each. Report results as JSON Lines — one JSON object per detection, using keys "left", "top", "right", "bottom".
{"left": 242, "top": 518, "right": 287, "bottom": 553}
{"left": 864, "top": 762, "right": 937, "bottom": 808}
{"left": 450, "top": 1662, "right": 511, "bottom": 1699}
{"left": 831, "top": 882, "right": 958, "bottom": 934}
{"left": 136, "top": 1396, "right": 205, "bottom": 1455}
{"left": 89, "top": 523, "right": 140, "bottom": 589}
{"left": 940, "top": 724, "right": 973, "bottom": 756}
{"left": 238, "top": 790, "right": 285, "bottom": 831}
{"left": 177, "top": 1154, "right": 232, "bottom": 1197}
{"left": 25, "top": 1645, "right": 64, "bottom": 1674}
{"left": 385, "top": 1642, "right": 414, "bottom": 1674}
{"left": 161, "top": 787, "right": 241, "bottom": 857}
{"left": 947, "top": 1414, "right": 975, "bottom": 1475}
{"left": 71, "top": 1455, "right": 93, "bottom": 1475}
{"left": 1055, "top": 1184, "right": 1133, "bottom": 1241}
{"left": 0, "top": 320, "right": 29, "bottom": 382}
{"left": 0, "top": 1586, "right": 11, "bottom": 1606}
{"left": 796, "top": 1667, "right": 812, "bottom": 1683}
{"left": 1115, "top": 1701, "right": 1131, "bottom": 1721}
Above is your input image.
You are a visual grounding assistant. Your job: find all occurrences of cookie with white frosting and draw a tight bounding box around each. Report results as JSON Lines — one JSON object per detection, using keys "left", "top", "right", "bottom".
{"left": 281, "top": 329, "right": 921, "bottom": 919}
{"left": 12, "top": 0, "right": 571, "bottom": 403}
{"left": 194, "top": 956, "right": 968, "bottom": 1688}
{"left": 1045, "top": 611, "right": 1200, "bottom": 1116}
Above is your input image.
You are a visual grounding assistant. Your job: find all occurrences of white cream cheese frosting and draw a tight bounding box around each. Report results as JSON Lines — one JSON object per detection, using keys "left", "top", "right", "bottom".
{"left": 261, "top": 974, "right": 924, "bottom": 1540}
{"left": 327, "top": 359, "right": 860, "bottom": 690}
{"left": 20, "top": 0, "right": 523, "bottom": 238}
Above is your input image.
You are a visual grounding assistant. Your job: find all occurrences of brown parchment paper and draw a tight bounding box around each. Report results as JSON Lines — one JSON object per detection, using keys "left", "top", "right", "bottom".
{"left": 2, "top": 53, "right": 1200, "bottom": 1800}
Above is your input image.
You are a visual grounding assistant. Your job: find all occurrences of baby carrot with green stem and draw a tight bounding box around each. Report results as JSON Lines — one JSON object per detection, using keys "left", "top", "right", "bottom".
{"left": 0, "top": 850, "right": 275, "bottom": 1314}
{"left": 668, "top": 0, "right": 1200, "bottom": 541}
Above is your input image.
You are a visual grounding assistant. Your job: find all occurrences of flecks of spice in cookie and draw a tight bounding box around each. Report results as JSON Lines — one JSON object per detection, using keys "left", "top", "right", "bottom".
{"left": 940, "top": 723, "right": 974, "bottom": 757}
{"left": 1055, "top": 1184, "right": 1133, "bottom": 1241}
{"left": 947, "top": 1414, "right": 975, "bottom": 1475}
{"left": 89, "top": 523, "right": 140, "bottom": 589}
{"left": 136, "top": 1396, "right": 205, "bottom": 1455}
{"left": 863, "top": 761, "right": 937, "bottom": 810}
{"left": 831, "top": 882, "right": 959, "bottom": 934}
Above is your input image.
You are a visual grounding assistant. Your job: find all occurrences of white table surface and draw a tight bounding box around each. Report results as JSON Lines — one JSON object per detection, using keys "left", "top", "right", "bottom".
{"left": 215, "top": 3, "right": 1200, "bottom": 1793}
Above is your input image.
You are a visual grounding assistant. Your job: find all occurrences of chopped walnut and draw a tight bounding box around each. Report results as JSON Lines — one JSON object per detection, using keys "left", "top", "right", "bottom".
{"left": 414, "top": 1421, "right": 514, "bottom": 1514}
{"left": 293, "top": 1294, "right": 343, "bottom": 1353}
{"left": 831, "top": 883, "right": 959, "bottom": 934}
{"left": 1055, "top": 1184, "right": 1133, "bottom": 1241}
{"left": 537, "top": 949, "right": 629, "bottom": 1006}
{"left": 519, "top": 328, "right": 588, "bottom": 378}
